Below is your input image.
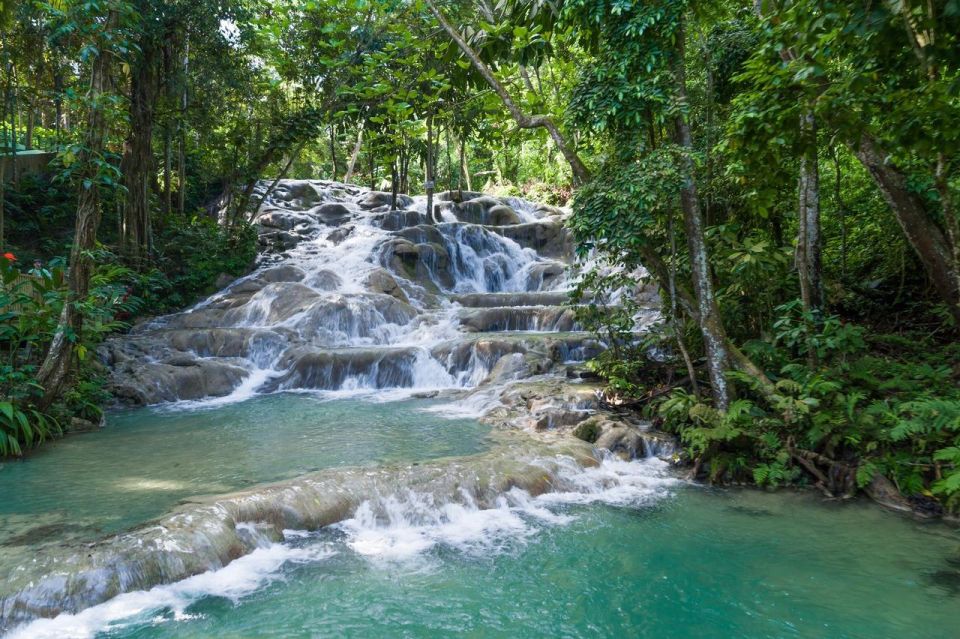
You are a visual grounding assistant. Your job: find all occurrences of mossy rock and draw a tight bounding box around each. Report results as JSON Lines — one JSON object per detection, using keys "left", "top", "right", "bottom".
{"left": 573, "top": 417, "right": 602, "bottom": 443}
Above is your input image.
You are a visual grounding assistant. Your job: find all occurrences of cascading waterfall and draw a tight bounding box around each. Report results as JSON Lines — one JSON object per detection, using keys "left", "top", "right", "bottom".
{"left": 1, "top": 190, "right": 956, "bottom": 639}
{"left": 0, "top": 181, "right": 674, "bottom": 637}
{"left": 102, "top": 180, "right": 605, "bottom": 404}
{"left": 6, "top": 453, "right": 680, "bottom": 639}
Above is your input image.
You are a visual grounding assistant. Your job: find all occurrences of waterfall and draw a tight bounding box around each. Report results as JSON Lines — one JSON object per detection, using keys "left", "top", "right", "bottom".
{"left": 102, "top": 180, "right": 609, "bottom": 405}
{"left": 1, "top": 181, "right": 674, "bottom": 636}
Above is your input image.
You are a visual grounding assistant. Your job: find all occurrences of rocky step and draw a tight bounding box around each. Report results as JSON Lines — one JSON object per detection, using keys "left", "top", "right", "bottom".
{"left": 457, "top": 305, "right": 580, "bottom": 333}
{"left": 0, "top": 435, "right": 596, "bottom": 633}
{"left": 265, "top": 331, "right": 605, "bottom": 393}
{"left": 371, "top": 209, "right": 434, "bottom": 231}
{"left": 381, "top": 229, "right": 569, "bottom": 294}
{"left": 432, "top": 331, "right": 604, "bottom": 376}
{"left": 483, "top": 220, "right": 572, "bottom": 258}
{"left": 436, "top": 196, "right": 524, "bottom": 226}
{"left": 452, "top": 291, "right": 574, "bottom": 307}
{"left": 263, "top": 345, "right": 423, "bottom": 392}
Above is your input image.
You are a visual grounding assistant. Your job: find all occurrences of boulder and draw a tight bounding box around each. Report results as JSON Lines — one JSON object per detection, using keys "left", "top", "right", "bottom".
{"left": 269, "top": 347, "right": 419, "bottom": 390}
{"left": 293, "top": 294, "right": 417, "bottom": 343}
{"left": 487, "top": 204, "right": 522, "bottom": 225}
{"left": 436, "top": 189, "right": 485, "bottom": 202}
{"left": 396, "top": 224, "right": 445, "bottom": 247}
{"left": 311, "top": 202, "right": 352, "bottom": 226}
{"left": 484, "top": 353, "right": 529, "bottom": 384}
{"left": 365, "top": 268, "right": 410, "bottom": 304}
{"left": 357, "top": 191, "right": 413, "bottom": 210}
{"left": 305, "top": 269, "right": 343, "bottom": 291}
{"left": 259, "top": 265, "right": 306, "bottom": 283}
{"left": 326, "top": 225, "right": 354, "bottom": 245}
{"left": 258, "top": 230, "right": 301, "bottom": 251}
{"left": 595, "top": 423, "right": 646, "bottom": 460}
{"left": 224, "top": 283, "right": 320, "bottom": 325}
{"left": 109, "top": 359, "right": 249, "bottom": 405}
{"left": 166, "top": 328, "right": 257, "bottom": 358}
{"left": 380, "top": 238, "right": 454, "bottom": 290}
{"left": 532, "top": 409, "right": 591, "bottom": 431}
{"left": 228, "top": 278, "right": 267, "bottom": 295}
{"left": 457, "top": 306, "right": 577, "bottom": 333}
{"left": 494, "top": 220, "right": 572, "bottom": 258}
{"left": 451, "top": 196, "right": 503, "bottom": 224}
{"left": 255, "top": 209, "right": 315, "bottom": 231}
{"left": 525, "top": 262, "right": 566, "bottom": 290}
{"left": 373, "top": 210, "right": 429, "bottom": 230}
{"left": 572, "top": 417, "right": 602, "bottom": 443}
{"left": 214, "top": 273, "right": 236, "bottom": 289}
{"left": 268, "top": 180, "right": 325, "bottom": 208}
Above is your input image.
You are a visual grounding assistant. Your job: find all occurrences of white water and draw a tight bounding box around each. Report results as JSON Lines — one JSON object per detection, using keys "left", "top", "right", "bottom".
{"left": 122, "top": 180, "right": 597, "bottom": 406}
{"left": 8, "top": 456, "right": 678, "bottom": 638}
{"left": 336, "top": 455, "right": 678, "bottom": 563}
{"left": 4, "top": 182, "right": 671, "bottom": 637}
{"left": 8, "top": 539, "right": 336, "bottom": 639}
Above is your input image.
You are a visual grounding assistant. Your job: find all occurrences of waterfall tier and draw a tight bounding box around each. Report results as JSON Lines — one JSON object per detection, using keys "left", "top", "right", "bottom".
{"left": 101, "top": 181, "right": 607, "bottom": 405}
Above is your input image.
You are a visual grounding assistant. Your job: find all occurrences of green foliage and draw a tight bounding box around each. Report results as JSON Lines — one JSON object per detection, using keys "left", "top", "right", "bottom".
{"left": 136, "top": 216, "right": 257, "bottom": 313}
{"left": 653, "top": 307, "right": 960, "bottom": 508}
{"left": 0, "top": 252, "right": 141, "bottom": 455}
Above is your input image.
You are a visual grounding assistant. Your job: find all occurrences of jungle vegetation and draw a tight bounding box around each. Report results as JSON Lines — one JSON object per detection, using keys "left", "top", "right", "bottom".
{"left": 0, "top": 0, "right": 958, "bottom": 512}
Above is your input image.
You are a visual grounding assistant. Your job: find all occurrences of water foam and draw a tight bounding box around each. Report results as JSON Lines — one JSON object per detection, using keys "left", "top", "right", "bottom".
{"left": 7, "top": 541, "right": 334, "bottom": 639}
{"left": 335, "top": 455, "right": 679, "bottom": 563}
{"left": 135, "top": 181, "right": 585, "bottom": 403}
{"left": 6, "top": 453, "right": 680, "bottom": 638}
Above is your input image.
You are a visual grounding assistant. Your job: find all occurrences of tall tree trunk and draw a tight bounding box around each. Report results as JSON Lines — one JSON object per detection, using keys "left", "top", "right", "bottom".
{"left": 668, "top": 213, "right": 701, "bottom": 399}
{"left": 424, "top": 0, "right": 590, "bottom": 186}
{"left": 445, "top": 123, "right": 453, "bottom": 193}
{"left": 368, "top": 138, "right": 375, "bottom": 190}
{"left": 344, "top": 122, "right": 364, "bottom": 183}
{"left": 796, "top": 113, "right": 823, "bottom": 314}
{"left": 177, "top": 35, "right": 189, "bottom": 216}
{"left": 0, "top": 160, "right": 5, "bottom": 250}
{"left": 390, "top": 160, "right": 399, "bottom": 210}
{"left": 25, "top": 103, "right": 34, "bottom": 149}
{"left": 852, "top": 134, "right": 960, "bottom": 324}
{"left": 120, "top": 33, "right": 158, "bottom": 261}
{"left": 426, "top": 114, "right": 435, "bottom": 223}
{"left": 4, "top": 63, "right": 17, "bottom": 185}
{"left": 399, "top": 143, "right": 409, "bottom": 194}
{"left": 673, "top": 20, "right": 731, "bottom": 410}
{"left": 457, "top": 137, "right": 464, "bottom": 198}
{"left": 163, "top": 123, "right": 172, "bottom": 214}
{"left": 54, "top": 66, "right": 63, "bottom": 143}
{"left": 796, "top": 112, "right": 823, "bottom": 368}
{"left": 459, "top": 138, "right": 471, "bottom": 192}
{"left": 36, "top": 13, "right": 116, "bottom": 407}
{"left": 328, "top": 125, "right": 338, "bottom": 180}
{"left": 831, "top": 146, "right": 848, "bottom": 280}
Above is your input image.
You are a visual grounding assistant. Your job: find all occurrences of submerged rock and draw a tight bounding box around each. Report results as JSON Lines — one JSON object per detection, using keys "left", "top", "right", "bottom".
{"left": 259, "top": 264, "right": 307, "bottom": 283}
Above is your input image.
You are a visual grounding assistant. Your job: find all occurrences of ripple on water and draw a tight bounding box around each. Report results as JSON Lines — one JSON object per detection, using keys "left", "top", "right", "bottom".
{"left": 9, "top": 461, "right": 960, "bottom": 639}
{"left": 0, "top": 394, "right": 491, "bottom": 556}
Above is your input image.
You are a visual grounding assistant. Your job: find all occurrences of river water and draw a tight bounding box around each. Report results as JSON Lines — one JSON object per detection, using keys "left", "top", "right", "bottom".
{"left": 10, "top": 459, "right": 960, "bottom": 638}
{"left": 3, "top": 181, "right": 959, "bottom": 637}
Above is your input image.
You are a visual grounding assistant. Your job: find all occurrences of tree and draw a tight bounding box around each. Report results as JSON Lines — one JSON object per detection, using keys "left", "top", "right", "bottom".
{"left": 36, "top": 3, "right": 130, "bottom": 406}
{"left": 423, "top": 0, "right": 590, "bottom": 186}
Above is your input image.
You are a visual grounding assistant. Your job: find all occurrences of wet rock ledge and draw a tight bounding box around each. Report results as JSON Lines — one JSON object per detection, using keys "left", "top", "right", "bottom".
{"left": 0, "top": 433, "right": 597, "bottom": 632}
